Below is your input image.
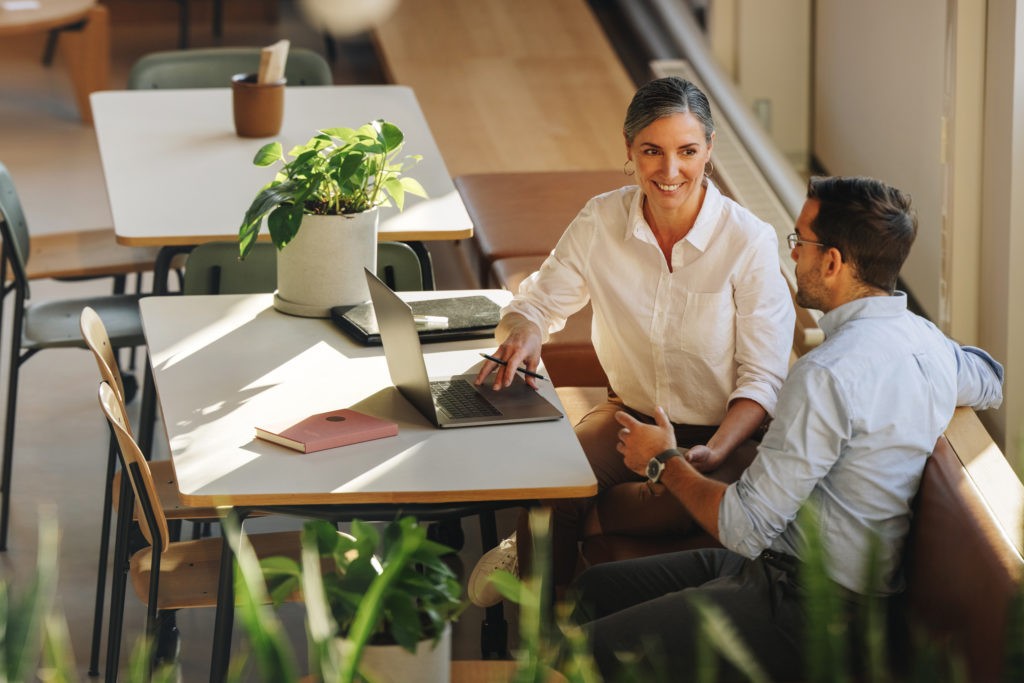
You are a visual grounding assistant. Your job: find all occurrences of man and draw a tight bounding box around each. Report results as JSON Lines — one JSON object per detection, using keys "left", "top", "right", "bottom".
{"left": 570, "top": 176, "right": 1004, "bottom": 680}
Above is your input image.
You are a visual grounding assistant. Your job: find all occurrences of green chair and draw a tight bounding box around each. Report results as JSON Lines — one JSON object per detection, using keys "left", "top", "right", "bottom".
{"left": 0, "top": 162, "right": 145, "bottom": 552}
{"left": 182, "top": 241, "right": 426, "bottom": 295}
{"left": 127, "top": 47, "right": 333, "bottom": 90}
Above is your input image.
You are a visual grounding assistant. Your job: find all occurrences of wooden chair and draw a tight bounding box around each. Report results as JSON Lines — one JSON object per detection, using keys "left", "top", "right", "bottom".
{"left": 96, "top": 380, "right": 307, "bottom": 682}
{"left": 80, "top": 306, "right": 219, "bottom": 678}
{"left": 0, "top": 161, "right": 145, "bottom": 552}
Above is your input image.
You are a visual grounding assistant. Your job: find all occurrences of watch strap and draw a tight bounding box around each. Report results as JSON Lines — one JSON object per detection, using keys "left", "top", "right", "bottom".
{"left": 655, "top": 448, "right": 681, "bottom": 464}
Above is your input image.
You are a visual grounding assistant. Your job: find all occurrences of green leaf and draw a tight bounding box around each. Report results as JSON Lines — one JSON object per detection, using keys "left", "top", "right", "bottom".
{"left": 252, "top": 142, "right": 283, "bottom": 166}
{"left": 332, "top": 152, "right": 366, "bottom": 186}
{"left": 322, "top": 126, "right": 359, "bottom": 143}
{"left": 798, "top": 504, "right": 851, "bottom": 683}
{"left": 223, "top": 514, "right": 299, "bottom": 683}
{"left": 488, "top": 570, "right": 524, "bottom": 603}
{"left": 399, "top": 176, "right": 428, "bottom": 199}
{"left": 380, "top": 121, "right": 404, "bottom": 151}
{"left": 267, "top": 204, "right": 303, "bottom": 248}
{"left": 688, "top": 594, "right": 771, "bottom": 683}
{"left": 383, "top": 177, "right": 406, "bottom": 211}
{"left": 384, "top": 593, "right": 421, "bottom": 651}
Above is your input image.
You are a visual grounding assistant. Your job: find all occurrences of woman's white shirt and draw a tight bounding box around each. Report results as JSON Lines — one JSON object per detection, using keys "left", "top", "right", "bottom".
{"left": 503, "top": 181, "right": 795, "bottom": 425}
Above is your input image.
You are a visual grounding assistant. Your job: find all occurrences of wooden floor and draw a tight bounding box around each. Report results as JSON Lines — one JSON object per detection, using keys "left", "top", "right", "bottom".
{"left": 375, "top": 0, "right": 636, "bottom": 176}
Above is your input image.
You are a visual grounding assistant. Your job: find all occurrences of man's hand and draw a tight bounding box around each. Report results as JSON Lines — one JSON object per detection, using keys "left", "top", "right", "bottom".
{"left": 614, "top": 406, "right": 677, "bottom": 475}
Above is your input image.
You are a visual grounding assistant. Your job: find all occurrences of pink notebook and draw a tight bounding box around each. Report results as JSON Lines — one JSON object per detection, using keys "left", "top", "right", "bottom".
{"left": 255, "top": 409, "right": 398, "bottom": 453}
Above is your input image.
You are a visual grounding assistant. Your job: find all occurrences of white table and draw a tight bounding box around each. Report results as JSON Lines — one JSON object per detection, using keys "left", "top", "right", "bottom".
{"left": 138, "top": 291, "right": 595, "bottom": 681}
{"left": 91, "top": 85, "right": 474, "bottom": 289}
{"left": 91, "top": 85, "right": 473, "bottom": 245}
{"left": 141, "top": 291, "right": 593, "bottom": 506}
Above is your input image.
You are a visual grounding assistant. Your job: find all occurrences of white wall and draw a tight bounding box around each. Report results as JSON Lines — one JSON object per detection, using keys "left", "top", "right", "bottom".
{"left": 813, "top": 0, "right": 947, "bottom": 321}
{"left": 708, "top": 0, "right": 811, "bottom": 171}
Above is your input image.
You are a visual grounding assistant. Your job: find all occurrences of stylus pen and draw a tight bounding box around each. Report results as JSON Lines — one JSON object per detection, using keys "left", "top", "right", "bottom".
{"left": 479, "top": 353, "right": 549, "bottom": 381}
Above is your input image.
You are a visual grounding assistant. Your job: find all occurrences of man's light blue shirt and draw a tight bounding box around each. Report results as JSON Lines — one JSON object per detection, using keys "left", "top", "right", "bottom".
{"left": 719, "top": 293, "right": 1003, "bottom": 594}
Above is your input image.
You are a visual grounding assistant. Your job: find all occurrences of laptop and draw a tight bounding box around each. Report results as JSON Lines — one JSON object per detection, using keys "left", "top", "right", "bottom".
{"left": 365, "top": 269, "right": 564, "bottom": 428}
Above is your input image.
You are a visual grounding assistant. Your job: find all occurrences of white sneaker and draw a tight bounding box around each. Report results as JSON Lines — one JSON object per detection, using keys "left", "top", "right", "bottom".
{"left": 468, "top": 532, "right": 518, "bottom": 607}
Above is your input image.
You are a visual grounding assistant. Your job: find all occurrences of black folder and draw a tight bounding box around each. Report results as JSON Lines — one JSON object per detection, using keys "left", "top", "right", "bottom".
{"left": 330, "top": 295, "right": 501, "bottom": 346}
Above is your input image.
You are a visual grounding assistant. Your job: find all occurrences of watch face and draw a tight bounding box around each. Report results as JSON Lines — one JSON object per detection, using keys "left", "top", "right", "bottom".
{"left": 646, "top": 458, "right": 662, "bottom": 481}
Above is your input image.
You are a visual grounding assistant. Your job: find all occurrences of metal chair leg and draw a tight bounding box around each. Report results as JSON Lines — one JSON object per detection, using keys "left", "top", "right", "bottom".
{"left": 0, "top": 299, "right": 28, "bottom": 551}
{"left": 104, "top": 470, "right": 135, "bottom": 683}
{"left": 88, "top": 436, "right": 118, "bottom": 676}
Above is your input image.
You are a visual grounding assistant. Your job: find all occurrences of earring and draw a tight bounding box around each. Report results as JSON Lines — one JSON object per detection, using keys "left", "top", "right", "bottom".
{"left": 623, "top": 159, "right": 635, "bottom": 176}
{"left": 704, "top": 160, "right": 715, "bottom": 178}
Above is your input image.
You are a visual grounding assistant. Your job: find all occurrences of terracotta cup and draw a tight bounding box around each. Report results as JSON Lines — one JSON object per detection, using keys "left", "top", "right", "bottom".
{"left": 231, "top": 73, "right": 286, "bottom": 138}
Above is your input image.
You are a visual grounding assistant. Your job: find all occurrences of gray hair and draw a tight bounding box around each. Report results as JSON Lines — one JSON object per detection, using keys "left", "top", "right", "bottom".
{"left": 623, "top": 76, "right": 715, "bottom": 145}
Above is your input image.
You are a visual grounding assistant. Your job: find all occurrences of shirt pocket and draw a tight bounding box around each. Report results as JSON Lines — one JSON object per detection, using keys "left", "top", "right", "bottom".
{"left": 672, "top": 290, "right": 736, "bottom": 363}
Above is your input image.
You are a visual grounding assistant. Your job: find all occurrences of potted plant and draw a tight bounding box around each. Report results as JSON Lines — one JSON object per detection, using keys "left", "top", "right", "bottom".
{"left": 238, "top": 119, "right": 427, "bottom": 317}
{"left": 260, "top": 516, "right": 465, "bottom": 683}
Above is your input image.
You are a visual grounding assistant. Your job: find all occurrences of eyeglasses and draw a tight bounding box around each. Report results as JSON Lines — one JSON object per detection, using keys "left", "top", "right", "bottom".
{"left": 786, "top": 232, "right": 829, "bottom": 250}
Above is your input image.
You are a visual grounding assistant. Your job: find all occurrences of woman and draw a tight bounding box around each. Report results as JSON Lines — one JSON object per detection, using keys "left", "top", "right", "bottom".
{"left": 468, "top": 76, "right": 795, "bottom": 606}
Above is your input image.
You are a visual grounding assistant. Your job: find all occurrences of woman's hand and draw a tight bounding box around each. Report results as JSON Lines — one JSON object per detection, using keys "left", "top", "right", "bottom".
{"left": 474, "top": 314, "right": 544, "bottom": 390}
{"left": 614, "top": 406, "right": 677, "bottom": 475}
{"left": 684, "top": 444, "right": 726, "bottom": 473}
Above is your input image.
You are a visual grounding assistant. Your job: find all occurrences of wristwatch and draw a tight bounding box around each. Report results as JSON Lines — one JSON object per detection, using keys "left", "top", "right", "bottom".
{"left": 646, "top": 448, "right": 686, "bottom": 484}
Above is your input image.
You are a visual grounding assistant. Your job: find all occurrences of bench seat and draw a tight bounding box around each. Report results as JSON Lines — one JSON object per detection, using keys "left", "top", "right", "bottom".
{"left": 576, "top": 405, "right": 1023, "bottom": 680}
{"left": 456, "top": 171, "right": 626, "bottom": 288}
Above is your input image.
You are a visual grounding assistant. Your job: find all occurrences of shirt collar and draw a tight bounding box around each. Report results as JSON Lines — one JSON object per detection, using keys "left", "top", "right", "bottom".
{"left": 624, "top": 178, "right": 723, "bottom": 251}
{"left": 818, "top": 291, "right": 909, "bottom": 338}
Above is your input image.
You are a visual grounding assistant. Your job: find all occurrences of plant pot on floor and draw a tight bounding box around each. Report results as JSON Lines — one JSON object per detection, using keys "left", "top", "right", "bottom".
{"left": 339, "top": 624, "right": 451, "bottom": 683}
{"left": 273, "top": 209, "right": 379, "bottom": 317}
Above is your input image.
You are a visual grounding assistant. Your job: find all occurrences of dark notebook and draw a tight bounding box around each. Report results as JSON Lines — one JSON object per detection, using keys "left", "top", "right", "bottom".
{"left": 330, "top": 295, "right": 501, "bottom": 346}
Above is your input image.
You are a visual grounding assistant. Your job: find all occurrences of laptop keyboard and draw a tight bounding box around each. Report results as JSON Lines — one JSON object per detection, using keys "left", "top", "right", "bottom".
{"left": 430, "top": 379, "right": 501, "bottom": 418}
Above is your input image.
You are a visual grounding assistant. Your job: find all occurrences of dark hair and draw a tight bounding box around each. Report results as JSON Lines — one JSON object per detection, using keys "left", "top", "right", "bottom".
{"left": 623, "top": 76, "right": 715, "bottom": 145}
{"left": 806, "top": 176, "right": 917, "bottom": 294}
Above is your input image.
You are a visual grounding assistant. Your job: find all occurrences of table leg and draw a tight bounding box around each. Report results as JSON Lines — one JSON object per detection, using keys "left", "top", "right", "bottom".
{"left": 137, "top": 359, "right": 157, "bottom": 461}
{"left": 210, "top": 510, "right": 242, "bottom": 683}
{"left": 62, "top": 5, "right": 110, "bottom": 125}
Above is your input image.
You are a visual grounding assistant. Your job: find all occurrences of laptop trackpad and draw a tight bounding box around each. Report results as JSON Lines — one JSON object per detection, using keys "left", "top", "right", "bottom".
{"left": 452, "top": 374, "right": 563, "bottom": 419}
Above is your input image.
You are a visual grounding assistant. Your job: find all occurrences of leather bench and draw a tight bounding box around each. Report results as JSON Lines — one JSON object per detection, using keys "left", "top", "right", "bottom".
{"left": 455, "top": 170, "right": 627, "bottom": 288}
{"left": 900, "top": 408, "right": 1023, "bottom": 680}
{"left": 576, "top": 404, "right": 1023, "bottom": 680}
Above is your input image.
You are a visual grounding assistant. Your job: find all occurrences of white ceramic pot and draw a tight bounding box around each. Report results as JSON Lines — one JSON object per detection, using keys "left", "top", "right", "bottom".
{"left": 273, "top": 209, "right": 379, "bottom": 317}
{"left": 339, "top": 624, "right": 451, "bottom": 683}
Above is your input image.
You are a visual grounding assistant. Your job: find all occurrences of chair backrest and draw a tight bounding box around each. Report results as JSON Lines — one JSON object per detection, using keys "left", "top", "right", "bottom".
{"left": 377, "top": 241, "right": 424, "bottom": 292}
{"left": 182, "top": 241, "right": 425, "bottom": 295}
{"left": 0, "top": 161, "right": 31, "bottom": 292}
{"left": 80, "top": 306, "right": 127, "bottom": 408}
{"left": 183, "top": 242, "right": 277, "bottom": 295}
{"left": 97, "top": 381, "right": 170, "bottom": 552}
{"left": 127, "top": 47, "right": 333, "bottom": 89}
